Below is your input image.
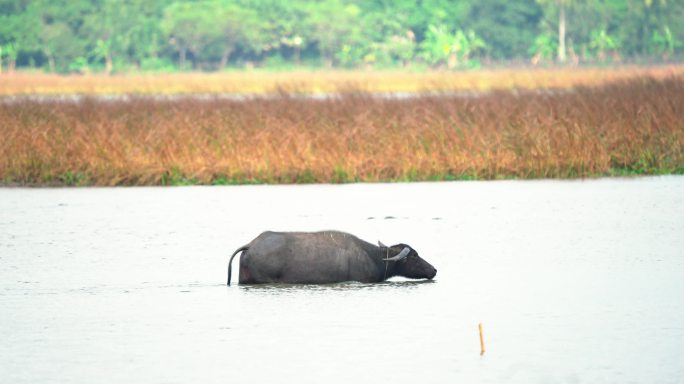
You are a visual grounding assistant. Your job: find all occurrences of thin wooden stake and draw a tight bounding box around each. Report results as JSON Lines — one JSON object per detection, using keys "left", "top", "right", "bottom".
{"left": 479, "top": 323, "right": 485, "bottom": 355}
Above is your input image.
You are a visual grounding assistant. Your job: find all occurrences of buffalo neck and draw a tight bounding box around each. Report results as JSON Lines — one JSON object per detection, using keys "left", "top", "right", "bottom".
{"left": 370, "top": 243, "right": 400, "bottom": 282}
{"left": 356, "top": 239, "right": 400, "bottom": 282}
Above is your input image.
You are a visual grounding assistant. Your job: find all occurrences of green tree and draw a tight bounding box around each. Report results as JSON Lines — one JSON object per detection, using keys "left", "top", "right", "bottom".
{"left": 384, "top": 30, "right": 417, "bottom": 67}
{"left": 537, "top": 0, "right": 582, "bottom": 63}
{"left": 269, "top": 1, "right": 310, "bottom": 65}
{"left": 214, "top": 3, "right": 257, "bottom": 69}
{"left": 0, "top": 43, "right": 17, "bottom": 72}
{"left": 161, "top": 1, "right": 217, "bottom": 69}
{"left": 81, "top": 0, "right": 146, "bottom": 74}
{"left": 234, "top": 0, "right": 311, "bottom": 67}
{"left": 33, "top": 0, "right": 93, "bottom": 72}
{"left": 420, "top": 24, "right": 454, "bottom": 67}
{"left": 650, "top": 26, "right": 680, "bottom": 60}
{"left": 529, "top": 32, "right": 557, "bottom": 64}
{"left": 589, "top": 28, "right": 619, "bottom": 62}
{"left": 0, "top": 0, "right": 40, "bottom": 72}
{"left": 124, "top": 1, "right": 172, "bottom": 70}
{"left": 607, "top": 0, "right": 683, "bottom": 57}
{"left": 421, "top": 24, "right": 486, "bottom": 68}
{"left": 464, "top": 0, "right": 542, "bottom": 60}
{"left": 307, "top": 0, "right": 362, "bottom": 67}
{"left": 40, "top": 22, "right": 80, "bottom": 72}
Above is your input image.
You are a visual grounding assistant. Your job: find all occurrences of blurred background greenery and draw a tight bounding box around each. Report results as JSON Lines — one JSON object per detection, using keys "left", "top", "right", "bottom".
{"left": 0, "top": 0, "right": 682, "bottom": 74}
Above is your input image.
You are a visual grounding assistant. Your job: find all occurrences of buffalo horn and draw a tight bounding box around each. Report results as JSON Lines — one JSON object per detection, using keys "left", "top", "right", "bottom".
{"left": 383, "top": 247, "right": 410, "bottom": 261}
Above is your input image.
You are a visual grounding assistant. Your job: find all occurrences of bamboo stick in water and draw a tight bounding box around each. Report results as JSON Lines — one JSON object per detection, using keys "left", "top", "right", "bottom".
{"left": 479, "top": 323, "right": 485, "bottom": 355}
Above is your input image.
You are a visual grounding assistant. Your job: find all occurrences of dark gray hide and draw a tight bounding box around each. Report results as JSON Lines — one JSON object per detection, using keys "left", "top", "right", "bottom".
{"left": 227, "top": 231, "right": 437, "bottom": 285}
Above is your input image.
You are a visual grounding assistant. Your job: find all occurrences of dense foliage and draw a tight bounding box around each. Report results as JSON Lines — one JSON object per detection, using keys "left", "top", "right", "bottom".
{"left": 0, "top": 0, "right": 683, "bottom": 73}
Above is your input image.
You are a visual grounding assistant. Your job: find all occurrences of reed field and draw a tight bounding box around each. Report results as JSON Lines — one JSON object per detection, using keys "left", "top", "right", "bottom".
{"left": 1, "top": 71, "right": 682, "bottom": 186}
{"left": 2, "top": 66, "right": 684, "bottom": 95}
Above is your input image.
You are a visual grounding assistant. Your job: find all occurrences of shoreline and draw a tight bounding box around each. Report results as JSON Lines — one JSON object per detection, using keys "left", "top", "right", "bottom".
{"left": 2, "top": 171, "right": 683, "bottom": 188}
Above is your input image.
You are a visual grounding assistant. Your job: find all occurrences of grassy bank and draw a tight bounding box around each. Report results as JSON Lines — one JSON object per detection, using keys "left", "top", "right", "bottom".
{"left": 1, "top": 76, "right": 683, "bottom": 186}
{"left": 2, "top": 66, "right": 684, "bottom": 95}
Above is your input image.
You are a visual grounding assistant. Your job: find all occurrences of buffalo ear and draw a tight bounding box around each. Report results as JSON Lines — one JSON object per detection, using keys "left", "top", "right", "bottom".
{"left": 378, "top": 241, "right": 388, "bottom": 248}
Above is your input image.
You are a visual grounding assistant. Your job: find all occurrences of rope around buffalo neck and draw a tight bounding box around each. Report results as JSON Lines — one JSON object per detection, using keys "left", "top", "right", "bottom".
{"left": 383, "top": 247, "right": 389, "bottom": 281}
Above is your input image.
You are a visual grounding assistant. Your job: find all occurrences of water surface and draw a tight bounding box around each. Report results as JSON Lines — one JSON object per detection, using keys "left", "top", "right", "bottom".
{"left": 1, "top": 177, "right": 683, "bottom": 383}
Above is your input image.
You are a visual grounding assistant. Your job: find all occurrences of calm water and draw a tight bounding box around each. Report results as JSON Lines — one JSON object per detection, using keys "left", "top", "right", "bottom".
{"left": 1, "top": 177, "right": 683, "bottom": 383}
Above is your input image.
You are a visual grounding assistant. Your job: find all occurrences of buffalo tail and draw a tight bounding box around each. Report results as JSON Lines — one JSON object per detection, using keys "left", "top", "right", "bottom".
{"left": 227, "top": 245, "right": 249, "bottom": 286}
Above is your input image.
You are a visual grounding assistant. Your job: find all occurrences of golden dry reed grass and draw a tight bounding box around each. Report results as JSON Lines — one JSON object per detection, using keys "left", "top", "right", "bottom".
{"left": 1, "top": 76, "right": 683, "bottom": 186}
{"left": 2, "top": 66, "right": 684, "bottom": 95}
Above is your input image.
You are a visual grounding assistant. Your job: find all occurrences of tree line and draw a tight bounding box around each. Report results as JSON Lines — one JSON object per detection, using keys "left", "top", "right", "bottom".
{"left": 0, "top": 0, "right": 682, "bottom": 73}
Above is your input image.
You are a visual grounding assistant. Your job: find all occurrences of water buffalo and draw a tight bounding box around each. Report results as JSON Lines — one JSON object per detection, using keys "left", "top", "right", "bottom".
{"left": 227, "top": 231, "right": 437, "bottom": 285}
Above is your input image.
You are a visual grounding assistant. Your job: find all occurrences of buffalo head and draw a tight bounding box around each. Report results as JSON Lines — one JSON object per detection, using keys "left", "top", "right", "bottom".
{"left": 384, "top": 243, "right": 437, "bottom": 280}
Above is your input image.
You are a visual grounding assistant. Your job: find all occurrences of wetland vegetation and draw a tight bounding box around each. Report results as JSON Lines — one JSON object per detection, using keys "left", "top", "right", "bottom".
{"left": 1, "top": 69, "right": 682, "bottom": 186}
